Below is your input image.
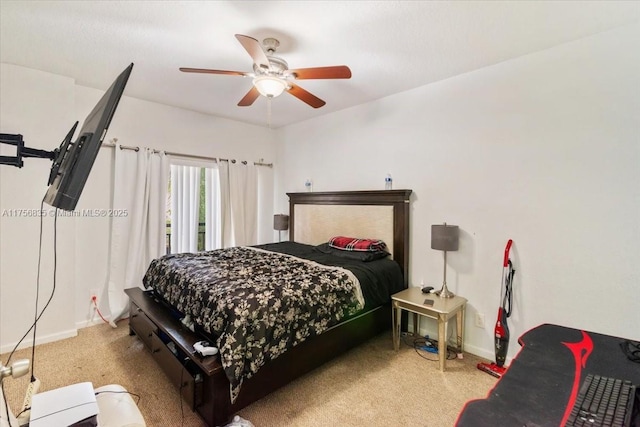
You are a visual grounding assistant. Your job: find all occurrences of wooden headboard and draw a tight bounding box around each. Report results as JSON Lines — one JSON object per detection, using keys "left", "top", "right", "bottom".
{"left": 287, "top": 190, "right": 412, "bottom": 286}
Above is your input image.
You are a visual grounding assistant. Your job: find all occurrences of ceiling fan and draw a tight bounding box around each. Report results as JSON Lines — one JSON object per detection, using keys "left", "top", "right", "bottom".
{"left": 180, "top": 34, "right": 352, "bottom": 108}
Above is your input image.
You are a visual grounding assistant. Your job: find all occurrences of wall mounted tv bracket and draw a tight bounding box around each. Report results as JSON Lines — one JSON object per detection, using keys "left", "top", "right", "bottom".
{"left": 1, "top": 122, "right": 79, "bottom": 185}
{"left": 0, "top": 133, "right": 56, "bottom": 167}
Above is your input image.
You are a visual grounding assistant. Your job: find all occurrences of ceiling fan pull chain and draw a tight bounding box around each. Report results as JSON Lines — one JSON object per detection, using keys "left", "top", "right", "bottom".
{"left": 267, "top": 97, "right": 272, "bottom": 129}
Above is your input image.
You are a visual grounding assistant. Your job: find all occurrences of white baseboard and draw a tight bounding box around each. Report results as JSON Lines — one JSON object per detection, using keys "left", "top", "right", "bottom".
{"left": 0, "top": 319, "right": 118, "bottom": 354}
{"left": 461, "top": 343, "right": 496, "bottom": 361}
{"left": 0, "top": 329, "right": 78, "bottom": 354}
{"left": 411, "top": 322, "right": 511, "bottom": 365}
{"left": 75, "top": 318, "right": 109, "bottom": 330}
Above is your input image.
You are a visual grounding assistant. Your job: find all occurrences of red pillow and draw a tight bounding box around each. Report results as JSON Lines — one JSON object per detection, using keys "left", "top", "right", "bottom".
{"left": 329, "top": 236, "right": 388, "bottom": 252}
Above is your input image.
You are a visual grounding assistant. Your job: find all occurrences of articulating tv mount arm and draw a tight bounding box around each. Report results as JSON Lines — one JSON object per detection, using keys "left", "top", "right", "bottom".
{"left": 0, "top": 133, "right": 57, "bottom": 168}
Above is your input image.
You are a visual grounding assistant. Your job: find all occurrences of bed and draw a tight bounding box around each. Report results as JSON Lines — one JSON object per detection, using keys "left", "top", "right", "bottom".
{"left": 125, "top": 189, "right": 412, "bottom": 426}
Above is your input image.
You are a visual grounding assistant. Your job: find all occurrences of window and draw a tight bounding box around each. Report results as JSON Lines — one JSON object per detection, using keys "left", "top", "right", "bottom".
{"left": 166, "top": 158, "right": 271, "bottom": 252}
{"left": 166, "top": 163, "right": 219, "bottom": 254}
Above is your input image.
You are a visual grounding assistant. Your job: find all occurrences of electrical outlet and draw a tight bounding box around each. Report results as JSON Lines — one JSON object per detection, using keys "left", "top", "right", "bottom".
{"left": 475, "top": 312, "right": 485, "bottom": 329}
{"left": 90, "top": 288, "right": 100, "bottom": 302}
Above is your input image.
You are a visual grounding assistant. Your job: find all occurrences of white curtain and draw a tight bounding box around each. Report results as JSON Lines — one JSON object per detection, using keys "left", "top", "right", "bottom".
{"left": 204, "top": 166, "right": 221, "bottom": 250}
{"left": 256, "top": 162, "right": 275, "bottom": 244}
{"left": 170, "top": 165, "right": 201, "bottom": 253}
{"left": 219, "top": 161, "right": 258, "bottom": 247}
{"left": 218, "top": 161, "right": 232, "bottom": 248}
{"left": 107, "top": 146, "right": 169, "bottom": 323}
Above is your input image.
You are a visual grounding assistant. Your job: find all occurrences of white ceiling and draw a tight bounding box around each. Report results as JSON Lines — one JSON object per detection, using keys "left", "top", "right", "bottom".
{"left": 1, "top": 1, "right": 639, "bottom": 129}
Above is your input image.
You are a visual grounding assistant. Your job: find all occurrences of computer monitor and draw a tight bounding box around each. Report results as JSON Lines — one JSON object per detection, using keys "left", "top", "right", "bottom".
{"left": 43, "top": 63, "right": 134, "bottom": 211}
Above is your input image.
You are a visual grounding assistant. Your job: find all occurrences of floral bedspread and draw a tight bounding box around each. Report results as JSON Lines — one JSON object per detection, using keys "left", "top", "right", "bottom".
{"left": 142, "top": 246, "right": 364, "bottom": 402}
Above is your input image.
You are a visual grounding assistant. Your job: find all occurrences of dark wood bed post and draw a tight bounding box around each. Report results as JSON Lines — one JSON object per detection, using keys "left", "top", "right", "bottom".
{"left": 287, "top": 190, "right": 412, "bottom": 286}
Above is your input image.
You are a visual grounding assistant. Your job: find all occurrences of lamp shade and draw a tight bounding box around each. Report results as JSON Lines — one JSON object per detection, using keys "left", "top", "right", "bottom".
{"left": 273, "top": 214, "right": 289, "bottom": 231}
{"left": 431, "top": 224, "right": 459, "bottom": 251}
{"left": 253, "top": 76, "right": 287, "bottom": 98}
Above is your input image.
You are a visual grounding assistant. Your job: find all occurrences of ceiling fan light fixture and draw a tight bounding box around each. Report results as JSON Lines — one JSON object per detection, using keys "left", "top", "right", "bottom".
{"left": 253, "top": 75, "right": 287, "bottom": 98}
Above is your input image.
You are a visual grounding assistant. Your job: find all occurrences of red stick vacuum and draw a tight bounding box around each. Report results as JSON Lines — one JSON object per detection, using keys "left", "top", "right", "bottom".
{"left": 478, "top": 239, "right": 516, "bottom": 378}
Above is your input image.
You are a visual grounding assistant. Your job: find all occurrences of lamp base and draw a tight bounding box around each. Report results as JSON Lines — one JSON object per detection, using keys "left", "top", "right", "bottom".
{"left": 435, "top": 283, "right": 455, "bottom": 298}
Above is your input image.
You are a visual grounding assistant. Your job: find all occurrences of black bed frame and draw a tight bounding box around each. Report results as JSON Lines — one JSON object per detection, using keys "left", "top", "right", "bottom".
{"left": 125, "top": 189, "right": 412, "bottom": 426}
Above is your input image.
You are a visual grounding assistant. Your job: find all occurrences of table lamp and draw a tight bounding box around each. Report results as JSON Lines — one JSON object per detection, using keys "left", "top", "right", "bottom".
{"left": 273, "top": 214, "right": 289, "bottom": 242}
{"left": 431, "top": 223, "right": 459, "bottom": 298}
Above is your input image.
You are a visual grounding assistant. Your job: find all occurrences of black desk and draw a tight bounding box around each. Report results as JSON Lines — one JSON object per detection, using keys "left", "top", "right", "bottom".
{"left": 457, "top": 324, "right": 640, "bottom": 426}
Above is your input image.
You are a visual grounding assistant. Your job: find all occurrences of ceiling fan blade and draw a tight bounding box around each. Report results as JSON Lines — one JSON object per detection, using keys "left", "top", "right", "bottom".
{"left": 235, "top": 34, "right": 270, "bottom": 71}
{"left": 238, "top": 86, "right": 260, "bottom": 107}
{"left": 287, "top": 83, "right": 326, "bottom": 108}
{"left": 288, "top": 65, "right": 352, "bottom": 80}
{"left": 179, "top": 67, "right": 249, "bottom": 76}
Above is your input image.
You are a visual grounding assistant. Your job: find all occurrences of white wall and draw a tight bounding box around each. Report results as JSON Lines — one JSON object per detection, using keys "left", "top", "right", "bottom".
{"left": 1, "top": 65, "right": 78, "bottom": 350}
{"left": 275, "top": 24, "right": 640, "bottom": 361}
{"left": 1, "top": 64, "right": 276, "bottom": 352}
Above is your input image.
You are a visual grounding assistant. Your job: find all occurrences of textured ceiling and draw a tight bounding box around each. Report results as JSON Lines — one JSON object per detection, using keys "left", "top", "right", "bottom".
{"left": 1, "top": 1, "right": 639, "bottom": 128}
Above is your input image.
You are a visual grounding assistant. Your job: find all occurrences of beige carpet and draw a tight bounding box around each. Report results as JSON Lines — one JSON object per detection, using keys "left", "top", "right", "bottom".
{"left": 1, "top": 323, "right": 497, "bottom": 426}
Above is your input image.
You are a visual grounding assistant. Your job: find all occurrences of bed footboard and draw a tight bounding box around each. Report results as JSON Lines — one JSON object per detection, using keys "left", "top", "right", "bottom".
{"left": 126, "top": 287, "right": 232, "bottom": 426}
{"left": 126, "top": 287, "right": 391, "bottom": 426}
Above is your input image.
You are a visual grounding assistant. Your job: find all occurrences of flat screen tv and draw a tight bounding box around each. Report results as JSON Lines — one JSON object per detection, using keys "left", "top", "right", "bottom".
{"left": 43, "top": 63, "right": 134, "bottom": 211}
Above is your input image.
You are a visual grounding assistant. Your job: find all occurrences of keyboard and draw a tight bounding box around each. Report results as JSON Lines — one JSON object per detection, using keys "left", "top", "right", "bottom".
{"left": 566, "top": 374, "right": 636, "bottom": 427}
